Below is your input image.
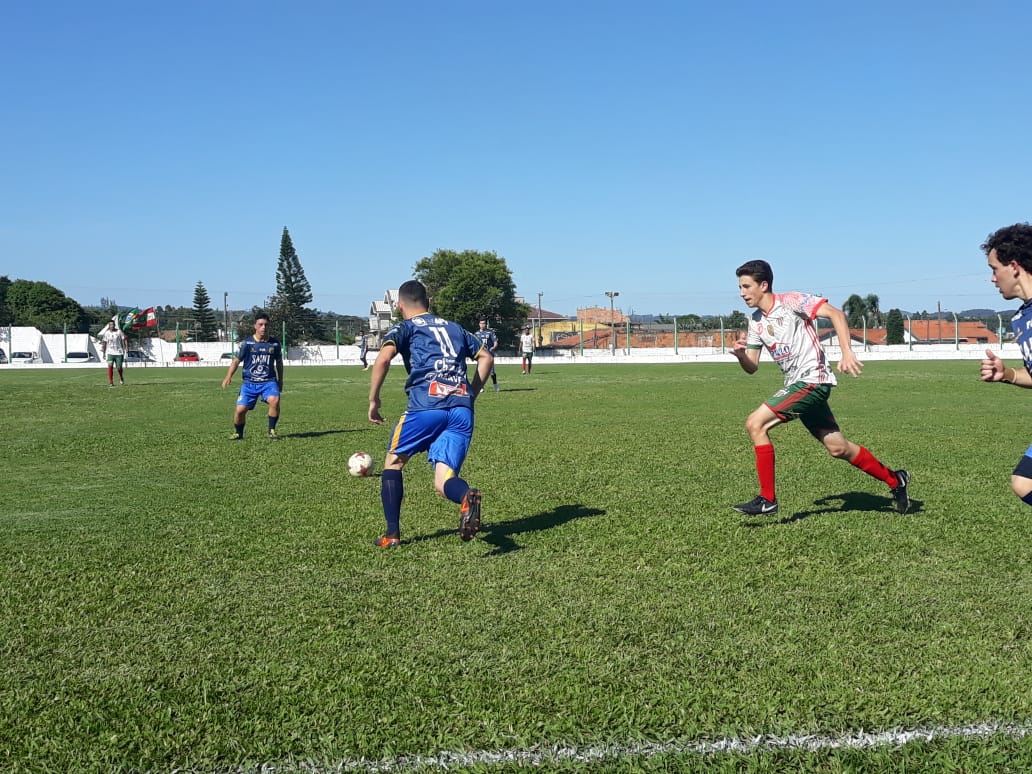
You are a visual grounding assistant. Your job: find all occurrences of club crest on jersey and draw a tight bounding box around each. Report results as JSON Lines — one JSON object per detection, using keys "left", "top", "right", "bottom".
{"left": 412, "top": 316, "right": 428, "bottom": 326}
{"left": 767, "top": 324, "right": 776, "bottom": 336}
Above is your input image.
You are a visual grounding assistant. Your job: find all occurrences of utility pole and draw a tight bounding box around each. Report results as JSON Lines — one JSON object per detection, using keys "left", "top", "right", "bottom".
{"left": 537, "top": 291, "right": 543, "bottom": 347}
{"left": 605, "top": 291, "right": 619, "bottom": 354}
{"left": 224, "top": 292, "right": 229, "bottom": 342}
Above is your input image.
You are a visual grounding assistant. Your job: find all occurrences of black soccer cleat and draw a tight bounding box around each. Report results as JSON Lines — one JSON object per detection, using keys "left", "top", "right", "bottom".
{"left": 459, "top": 488, "right": 482, "bottom": 541}
{"left": 732, "top": 495, "right": 779, "bottom": 516}
{"left": 890, "top": 469, "right": 911, "bottom": 514}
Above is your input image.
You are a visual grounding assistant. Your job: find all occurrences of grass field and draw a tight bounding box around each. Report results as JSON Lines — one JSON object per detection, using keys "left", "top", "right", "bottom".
{"left": 2, "top": 361, "right": 1032, "bottom": 772}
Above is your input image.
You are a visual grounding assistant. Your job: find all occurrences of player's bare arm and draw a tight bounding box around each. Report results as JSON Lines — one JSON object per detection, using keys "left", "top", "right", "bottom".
{"left": 368, "top": 345, "right": 395, "bottom": 424}
{"left": 221, "top": 358, "right": 239, "bottom": 389}
{"left": 818, "top": 303, "right": 863, "bottom": 377}
{"left": 982, "top": 348, "right": 1031, "bottom": 387}
{"left": 732, "top": 335, "right": 759, "bottom": 374}
{"left": 470, "top": 351, "right": 494, "bottom": 395}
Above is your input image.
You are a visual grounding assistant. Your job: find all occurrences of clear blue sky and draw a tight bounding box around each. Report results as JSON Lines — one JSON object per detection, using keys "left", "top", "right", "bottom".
{"left": 3, "top": 1, "right": 1029, "bottom": 319}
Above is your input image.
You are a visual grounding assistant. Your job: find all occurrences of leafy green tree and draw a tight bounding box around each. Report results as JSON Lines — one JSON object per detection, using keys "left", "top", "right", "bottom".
{"left": 413, "top": 249, "right": 528, "bottom": 346}
{"left": 725, "top": 310, "right": 748, "bottom": 330}
{"left": 864, "top": 293, "right": 883, "bottom": 327}
{"left": 676, "top": 314, "right": 703, "bottom": 330}
{"left": 193, "top": 281, "right": 219, "bottom": 342}
{"left": 0, "top": 275, "right": 12, "bottom": 326}
{"left": 5, "top": 279, "right": 90, "bottom": 332}
{"left": 886, "top": 308, "right": 905, "bottom": 344}
{"left": 843, "top": 294, "right": 868, "bottom": 328}
{"left": 269, "top": 227, "right": 316, "bottom": 346}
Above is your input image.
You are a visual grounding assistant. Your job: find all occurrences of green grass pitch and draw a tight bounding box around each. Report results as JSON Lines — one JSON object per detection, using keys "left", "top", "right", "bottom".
{"left": 2, "top": 361, "right": 1032, "bottom": 771}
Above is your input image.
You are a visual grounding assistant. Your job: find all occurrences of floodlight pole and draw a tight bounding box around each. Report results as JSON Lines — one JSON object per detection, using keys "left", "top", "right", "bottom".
{"left": 605, "top": 291, "right": 619, "bottom": 354}
{"left": 537, "top": 292, "right": 543, "bottom": 347}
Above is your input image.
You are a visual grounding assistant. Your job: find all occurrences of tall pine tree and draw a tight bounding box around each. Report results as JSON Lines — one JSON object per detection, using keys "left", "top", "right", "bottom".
{"left": 270, "top": 227, "right": 316, "bottom": 346}
{"left": 193, "top": 281, "right": 219, "bottom": 342}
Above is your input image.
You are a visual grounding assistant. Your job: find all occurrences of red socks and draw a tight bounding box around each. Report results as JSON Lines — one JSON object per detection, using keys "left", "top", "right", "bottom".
{"left": 755, "top": 444, "right": 776, "bottom": 501}
{"left": 849, "top": 446, "right": 897, "bottom": 487}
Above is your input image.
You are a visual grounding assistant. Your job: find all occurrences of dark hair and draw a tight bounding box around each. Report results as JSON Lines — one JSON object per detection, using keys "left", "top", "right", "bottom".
{"left": 254, "top": 311, "right": 270, "bottom": 323}
{"left": 982, "top": 223, "right": 1032, "bottom": 273}
{"left": 398, "top": 280, "right": 429, "bottom": 308}
{"left": 736, "top": 259, "right": 774, "bottom": 289}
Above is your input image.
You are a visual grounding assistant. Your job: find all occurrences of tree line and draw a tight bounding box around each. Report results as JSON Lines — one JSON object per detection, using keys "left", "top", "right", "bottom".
{"left": 0, "top": 235, "right": 1003, "bottom": 347}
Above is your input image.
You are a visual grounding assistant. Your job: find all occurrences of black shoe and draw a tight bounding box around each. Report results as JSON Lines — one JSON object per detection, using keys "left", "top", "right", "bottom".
{"left": 890, "top": 469, "right": 910, "bottom": 514}
{"left": 459, "top": 488, "right": 482, "bottom": 541}
{"left": 732, "top": 495, "right": 779, "bottom": 515}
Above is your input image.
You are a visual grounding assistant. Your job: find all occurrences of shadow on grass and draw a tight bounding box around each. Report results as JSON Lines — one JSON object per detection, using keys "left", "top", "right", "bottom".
{"left": 743, "top": 490, "right": 925, "bottom": 527}
{"left": 402, "top": 503, "right": 605, "bottom": 555}
{"left": 280, "top": 429, "right": 367, "bottom": 439}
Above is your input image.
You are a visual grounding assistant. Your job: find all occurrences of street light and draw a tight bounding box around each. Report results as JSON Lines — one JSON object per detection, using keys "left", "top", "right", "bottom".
{"left": 537, "top": 292, "right": 543, "bottom": 347}
{"left": 605, "top": 291, "right": 619, "bottom": 353}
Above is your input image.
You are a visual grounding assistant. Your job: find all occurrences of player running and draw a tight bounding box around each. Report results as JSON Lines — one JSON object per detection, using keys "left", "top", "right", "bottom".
{"left": 979, "top": 223, "right": 1032, "bottom": 506}
{"left": 474, "top": 318, "right": 500, "bottom": 392}
{"left": 221, "top": 312, "right": 284, "bottom": 440}
{"left": 368, "top": 280, "right": 494, "bottom": 547}
{"left": 730, "top": 259, "right": 910, "bottom": 516}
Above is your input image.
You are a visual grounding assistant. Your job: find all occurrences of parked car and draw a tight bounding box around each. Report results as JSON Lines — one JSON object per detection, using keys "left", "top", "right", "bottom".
{"left": 221, "top": 352, "right": 235, "bottom": 360}
{"left": 65, "top": 351, "right": 97, "bottom": 363}
{"left": 10, "top": 351, "right": 41, "bottom": 364}
{"left": 126, "top": 350, "right": 153, "bottom": 362}
{"left": 174, "top": 351, "right": 200, "bottom": 362}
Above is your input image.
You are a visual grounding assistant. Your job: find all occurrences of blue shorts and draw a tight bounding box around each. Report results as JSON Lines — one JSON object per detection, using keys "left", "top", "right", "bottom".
{"left": 236, "top": 381, "right": 280, "bottom": 409}
{"left": 387, "top": 407, "right": 473, "bottom": 473}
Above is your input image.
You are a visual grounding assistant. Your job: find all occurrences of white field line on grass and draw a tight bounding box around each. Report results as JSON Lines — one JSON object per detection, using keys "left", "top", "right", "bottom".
{"left": 241, "top": 720, "right": 1032, "bottom": 772}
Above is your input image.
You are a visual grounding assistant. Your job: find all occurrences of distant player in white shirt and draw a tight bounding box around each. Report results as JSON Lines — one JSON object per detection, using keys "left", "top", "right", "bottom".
{"left": 98, "top": 320, "right": 128, "bottom": 386}
{"left": 730, "top": 259, "right": 910, "bottom": 517}
{"left": 519, "top": 327, "right": 535, "bottom": 374}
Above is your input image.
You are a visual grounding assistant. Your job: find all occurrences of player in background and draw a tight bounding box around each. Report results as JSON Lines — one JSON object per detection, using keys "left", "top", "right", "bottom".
{"left": 358, "top": 333, "right": 369, "bottom": 370}
{"left": 98, "top": 319, "right": 128, "bottom": 386}
{"left": 978, "top": 223, "right": 1032, "bottom": 506}
{"left": 519, "top": 326, "right": 535, "bottom": 374}
{"left": 368, "top": 280, "right": 494, "bottom": 547}
{"left": 730, "top": 259, "right": 910, "bottom": 516}
{"left": 221, "top": 312, "right": 283, "bottom": 440}
{"left": 474, "top": 318, "right": 500, "bottom": 392}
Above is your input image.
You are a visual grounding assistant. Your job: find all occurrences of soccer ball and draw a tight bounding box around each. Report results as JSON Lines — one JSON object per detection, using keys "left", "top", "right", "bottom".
{"left": 347, "top": 452, "right": 374, "bottom": 477}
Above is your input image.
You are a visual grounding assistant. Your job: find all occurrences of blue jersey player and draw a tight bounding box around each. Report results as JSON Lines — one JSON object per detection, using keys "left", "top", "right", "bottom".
{"left": 474, "top": 318, "right": 500, "bottom": 392}
{"left": 221, "top": 312, "right": 284, "bottom": 440}
{"left": 368, "top": 280, "right": 495, "bottom": 547}
{"left": 980, "top": 223, "right": 1032, "bottom": 505}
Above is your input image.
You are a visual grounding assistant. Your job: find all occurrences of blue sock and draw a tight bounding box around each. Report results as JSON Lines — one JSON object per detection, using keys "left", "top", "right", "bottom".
{"left": 268, "top": 415, "right": 279, "bottom": 431}
{"left": 381, "top": 469, "right": 403, "bottom": 536}
{"left": 1021, "top": 491, "right": 1032, "bottom": 507}
{"left": 442, "top": 476, "right": 469, "bottom": 505}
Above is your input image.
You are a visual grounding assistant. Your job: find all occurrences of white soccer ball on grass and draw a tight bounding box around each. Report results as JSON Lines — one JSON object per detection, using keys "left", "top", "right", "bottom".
{"left": 347, "top": 452, "right": 374, "bottom": 477}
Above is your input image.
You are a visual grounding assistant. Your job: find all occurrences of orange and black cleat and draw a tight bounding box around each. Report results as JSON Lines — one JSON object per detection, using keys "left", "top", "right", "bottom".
{"left": 458, "top": 489, "right": 482, "bottom": 541}
{"left": 374, "top": 535, "right": 401, "bottom": 548}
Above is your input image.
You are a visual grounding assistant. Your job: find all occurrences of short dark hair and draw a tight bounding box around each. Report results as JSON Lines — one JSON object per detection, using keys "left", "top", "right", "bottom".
{"left": 982, "top": 223, "right": 1032, "bottom": 273}
{"left": 254, "top": 311, "right": 270, "bottom": 323}
{"left": 398, "top": 280, "right": 429, "bottom": 309}
{"left": 736, "top": 259, "right": 774, "bottom": 289}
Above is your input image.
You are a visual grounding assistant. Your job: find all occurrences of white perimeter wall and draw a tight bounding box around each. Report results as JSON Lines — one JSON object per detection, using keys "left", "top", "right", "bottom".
{"left": 0, "top": 326, "right": 1017, "bottom": 368}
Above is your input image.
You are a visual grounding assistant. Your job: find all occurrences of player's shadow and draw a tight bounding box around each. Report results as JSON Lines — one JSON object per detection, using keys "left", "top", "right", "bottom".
{"left": 280, "top": 429, "right": 365, "bottom": 439}
{"left": 743, "top": 490, "right": 924, "bottom": 527}
{"left": 403, "top": 503, "right": 605, "bottom": 555}
{"left": 495, "top": 387, "right": 536, "bottom": 393}
{"left": 480, "top": 504, "right": 606, "bottom": 556}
